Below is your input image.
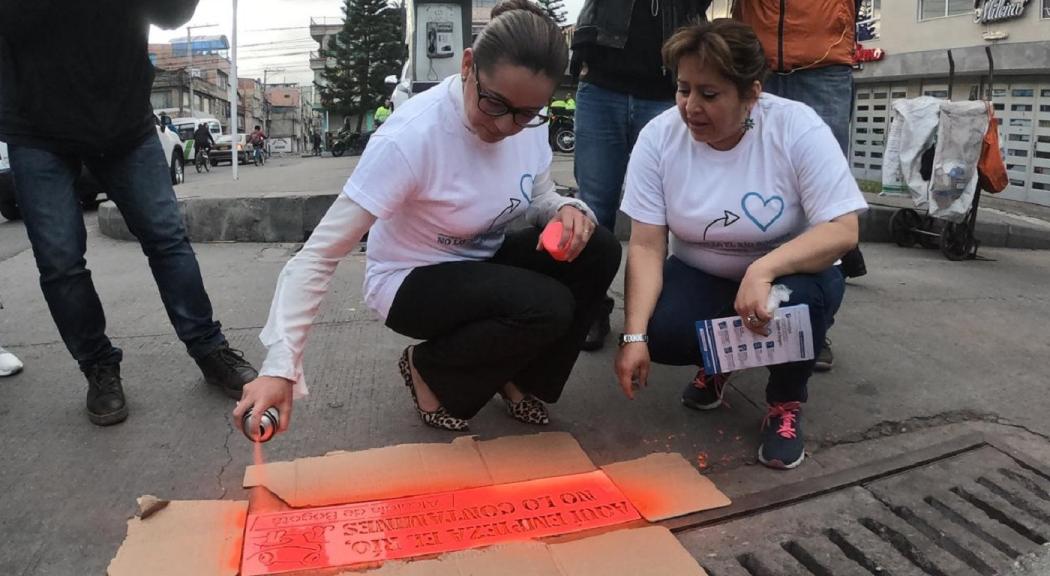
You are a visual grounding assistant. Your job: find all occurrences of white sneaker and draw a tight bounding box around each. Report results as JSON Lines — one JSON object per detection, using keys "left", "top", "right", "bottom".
{"left": 0, "top": 347, "right": 23, "bottom": 377}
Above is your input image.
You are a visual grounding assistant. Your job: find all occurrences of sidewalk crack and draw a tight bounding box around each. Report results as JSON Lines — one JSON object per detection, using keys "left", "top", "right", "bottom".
{"left": 217, "top": 412, "right": 235, "bottom": 499}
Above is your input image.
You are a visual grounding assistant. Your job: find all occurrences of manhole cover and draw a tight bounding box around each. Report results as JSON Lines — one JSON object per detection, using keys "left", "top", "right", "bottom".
{"left": 666, "top": 435, "right": 1050, "bottom": 575}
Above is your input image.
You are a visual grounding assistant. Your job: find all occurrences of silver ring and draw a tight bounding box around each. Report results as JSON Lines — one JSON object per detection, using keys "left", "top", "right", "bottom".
{"left": 747, "top": 314, "right": 760, "bottom": 326}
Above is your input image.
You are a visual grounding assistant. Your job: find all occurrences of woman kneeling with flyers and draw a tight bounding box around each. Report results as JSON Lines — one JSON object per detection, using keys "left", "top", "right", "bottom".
{"left": 613, "top": 20, "right": 867, "bottom": 470}
{"left": 236, "top": 1, "right": 620, "bottom": 435}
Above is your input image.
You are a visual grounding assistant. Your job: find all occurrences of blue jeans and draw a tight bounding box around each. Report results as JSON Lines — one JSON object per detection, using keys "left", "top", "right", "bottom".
{"left": 574, "top": 81, "right": 674, "bottom": 231}
{"left": 647, "top": 257, "right": 845, "bottom": 404}
{"left": 764, "top": 65, "right": 854, "bottom": 157}
{"left": 9, "top": 135, "right": 225, "bottom": 371}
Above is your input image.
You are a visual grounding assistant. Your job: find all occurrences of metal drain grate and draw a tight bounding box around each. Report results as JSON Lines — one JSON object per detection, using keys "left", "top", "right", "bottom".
{"left": 667, "top": 436, "right": 1050, "bottom": 576}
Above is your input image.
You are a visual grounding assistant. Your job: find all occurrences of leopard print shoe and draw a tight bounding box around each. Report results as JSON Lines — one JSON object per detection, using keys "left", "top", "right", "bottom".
{"left": 398, "top": 347, "right": 469, "bottom": 432}
{"left": 504, "top": 394, "right": 550, "bottom": 426}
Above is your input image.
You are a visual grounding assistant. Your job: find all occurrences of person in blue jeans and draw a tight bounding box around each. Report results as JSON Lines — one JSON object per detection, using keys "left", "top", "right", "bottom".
{"left": 735, "top": 0, "right": 869, "bottom": 371}
{"left": 614, "top": 20, "right": 867, "bottom": 469}
{"left": 570, "top": 0, "right": 711, "bottom": 350}
{"left": 0, "top": 1, "right": 257, "bottom": 426}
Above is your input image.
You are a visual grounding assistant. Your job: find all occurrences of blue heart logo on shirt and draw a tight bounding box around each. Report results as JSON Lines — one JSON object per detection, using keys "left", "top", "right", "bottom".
{"left": 519, "top": 173, "right": 534, "bottom": 205}
{"left": 741, "top": 192, "right": 785, "bottom": 233}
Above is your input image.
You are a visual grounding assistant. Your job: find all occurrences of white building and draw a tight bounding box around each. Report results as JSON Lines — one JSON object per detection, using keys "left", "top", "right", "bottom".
{"left": 852, "top": 0, "right": 1050, "bottom": 206}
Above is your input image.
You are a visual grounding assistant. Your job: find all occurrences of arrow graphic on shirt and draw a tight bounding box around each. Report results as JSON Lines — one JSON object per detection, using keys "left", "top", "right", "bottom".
{"left": 703, "top": 210, "right": 741, "bottom": 240}
{"left": 486, "top": 198, "right": 523, "bottom": 233}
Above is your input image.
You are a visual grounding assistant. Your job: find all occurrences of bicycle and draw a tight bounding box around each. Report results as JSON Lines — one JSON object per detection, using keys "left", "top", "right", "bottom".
{"left": 252, "top": 143, "right": 265, "bottom": 166}
{"left": 194, "top": 146, "right": 210, "bottom": 173}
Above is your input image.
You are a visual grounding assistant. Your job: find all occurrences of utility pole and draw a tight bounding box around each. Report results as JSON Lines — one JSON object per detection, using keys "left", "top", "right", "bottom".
{"left": 184, "top": 23, "right": 218, "bottom": 116}
{"left": 229, "top": 2, "right": 238, "bottom": 180}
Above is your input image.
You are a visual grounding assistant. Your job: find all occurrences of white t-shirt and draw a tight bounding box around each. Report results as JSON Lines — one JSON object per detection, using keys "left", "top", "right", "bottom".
{"left": 344, "top": 75, "right": 585, "bottom": 318}
{"left": 621, "top": 93, "right": 868, "bottom": 281}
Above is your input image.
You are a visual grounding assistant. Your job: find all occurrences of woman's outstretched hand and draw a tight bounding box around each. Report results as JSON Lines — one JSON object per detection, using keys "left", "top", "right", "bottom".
{"left": 233, "top": 376, "right": 295, "bottom": 438}
{"left": 615, "top": 343, "right": 651, "bottom": 400}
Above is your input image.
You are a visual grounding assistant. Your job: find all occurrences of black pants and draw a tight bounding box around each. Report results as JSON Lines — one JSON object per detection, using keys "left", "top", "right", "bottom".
{"left": 385, "top": 226, "right": 621, "bottom": 419}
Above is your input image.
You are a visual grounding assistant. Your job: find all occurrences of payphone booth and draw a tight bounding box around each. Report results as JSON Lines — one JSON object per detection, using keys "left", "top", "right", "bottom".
{"left": 408, "top": 0, "right": 472, "bottom": 96}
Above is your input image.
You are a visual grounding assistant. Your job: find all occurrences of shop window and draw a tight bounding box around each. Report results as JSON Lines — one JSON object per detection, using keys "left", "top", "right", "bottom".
{"left": 1008, "top": 149, "right": 1029, "bottom": 157}
{"left": 870, "top": 163, "right": 882, "bottom": 170}
{"left": 873, "top": 92, "right": 888, "bottom": 99}
{"left": 892, "top": 91, "right": 907, "bottom": 98}
{"left": 1008, "top": 134, "right": 1031, "bottom": 142}
{"left": 1012, "top": 88, "right": 1034, "bottom": 97}
{"left": 1011, "top": 104, "right": 1033, "bottom": 112}
{"left": 857, "top": 93, "right": 871, "bottom": 100}
{"left": 854, "top": 162, "right": 866, "bottom": 168}
{"left": 920, "top": 0, "right": 970, "bottom": 19}
{"left": 924, "top": 89, "right": 949, "bottom": 98}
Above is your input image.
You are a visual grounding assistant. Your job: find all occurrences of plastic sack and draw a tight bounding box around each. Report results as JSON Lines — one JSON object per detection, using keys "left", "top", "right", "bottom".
{"left": 880, "top": 112, "right": 908, "bottom": 197}
{"left": 885, "top": 97, "right": 942, "bottom": 209}
{"left": 929, "top": 101, "right": 987, "bottom": 223}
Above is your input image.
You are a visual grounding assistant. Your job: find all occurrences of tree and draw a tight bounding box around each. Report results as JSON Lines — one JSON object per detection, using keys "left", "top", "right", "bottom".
{"left": 536, "top": 0, "right": 567, "bottom": 25}
{"left": 320, "top": 0, "right": 405, "bottom": 133}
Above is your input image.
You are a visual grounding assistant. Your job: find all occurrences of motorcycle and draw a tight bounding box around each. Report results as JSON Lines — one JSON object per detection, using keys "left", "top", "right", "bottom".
{"left": 549, "top": 109, "right": 575, "bottom": 154}
{"left": 330, "top": 128, "right": 373, "bottom": 157}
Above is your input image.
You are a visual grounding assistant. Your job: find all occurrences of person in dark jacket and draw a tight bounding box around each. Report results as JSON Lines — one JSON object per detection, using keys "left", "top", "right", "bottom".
{"left": 571, "top": 0, "right": 711, "bottom": 350}
{"left": 193, "top": 122, "right": 215, "bottom": 162}
{"left": 0, "top": 1, "right": 258, "bottom": 426}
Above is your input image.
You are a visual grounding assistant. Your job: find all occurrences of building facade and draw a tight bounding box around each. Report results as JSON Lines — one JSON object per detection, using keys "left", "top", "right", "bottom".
{"left": 149, "top": 37, "right": 233, "bottom": 127}
{"left": 851, "top": 0, "right": 1050, "bottom": 206}
{"left": 237, "top": 78, "right": 266, "bottom": 135}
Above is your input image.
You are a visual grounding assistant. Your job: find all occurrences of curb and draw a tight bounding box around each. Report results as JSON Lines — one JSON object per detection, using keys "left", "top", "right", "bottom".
{"left": 99, "top": 196, "right": 1050, "bottom": 249}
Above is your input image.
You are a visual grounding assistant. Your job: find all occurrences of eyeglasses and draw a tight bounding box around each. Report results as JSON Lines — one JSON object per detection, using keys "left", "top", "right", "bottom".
{"left": 472, "top": 63, "right": 549, "bottom": 128}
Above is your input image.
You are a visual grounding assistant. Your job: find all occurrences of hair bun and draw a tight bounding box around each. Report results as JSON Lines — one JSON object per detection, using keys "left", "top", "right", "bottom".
{"left": 491, "top": 0, "right": 549, "bottom": 21}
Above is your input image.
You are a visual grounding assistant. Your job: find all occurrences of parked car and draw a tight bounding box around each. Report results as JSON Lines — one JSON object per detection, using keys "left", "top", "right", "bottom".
{"left": 0, "top": 114, "right": 184, "bottom": 221}
{"left": 210, "top": 134, "right": 253, "bottom": 166}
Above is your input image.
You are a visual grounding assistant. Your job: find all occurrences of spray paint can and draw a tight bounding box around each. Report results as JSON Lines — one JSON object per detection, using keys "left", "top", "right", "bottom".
{"left": 241, "top": 406, "right": 280, "bottom": 443}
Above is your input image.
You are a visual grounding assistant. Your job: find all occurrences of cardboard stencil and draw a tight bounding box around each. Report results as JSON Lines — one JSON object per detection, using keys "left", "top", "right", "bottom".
{"left": 241, "top": 471, "right": 641, "bottom": 575}
{"left": 352, "top": 526, "right": 708, "bottom": 575}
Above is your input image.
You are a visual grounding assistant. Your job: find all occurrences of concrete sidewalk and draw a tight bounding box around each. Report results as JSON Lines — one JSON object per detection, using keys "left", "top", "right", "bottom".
{"left": 98, "top": 153, "right": 1050, "bottom": 249}
{"left": 2, "top": 209, "right": 1050, "bottom": 573}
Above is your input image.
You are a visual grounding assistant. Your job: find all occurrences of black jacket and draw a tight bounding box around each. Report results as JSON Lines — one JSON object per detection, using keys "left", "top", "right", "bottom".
{"left": 0, "top": 1, "right": 200, "bottom": 156}
{"left": 571, "top": 0, "right": 710, "bottom": 100}
{"left": 573, "top": 0, "right": 710, "bottom": 52}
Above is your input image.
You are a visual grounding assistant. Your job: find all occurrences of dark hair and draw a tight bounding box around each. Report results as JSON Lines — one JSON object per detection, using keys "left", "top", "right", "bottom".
{"left": 254, "top": 125, "right": 261, "bottom": 130}
{"left": 473, "top": 0, "right": 568, "bottom": 81}
{"left": 662, "top": 19, "right": 768, "bottom": 99}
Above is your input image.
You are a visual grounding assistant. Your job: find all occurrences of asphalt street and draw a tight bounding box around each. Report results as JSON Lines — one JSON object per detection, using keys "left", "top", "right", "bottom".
{"left": 1, "top": 155, "right": 1048, "bottom": 574}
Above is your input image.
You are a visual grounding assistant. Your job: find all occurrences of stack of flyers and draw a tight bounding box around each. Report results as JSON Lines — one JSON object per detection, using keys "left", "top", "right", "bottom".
{"left": 695, "top": 304, "right": 814, "bottom": 375}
